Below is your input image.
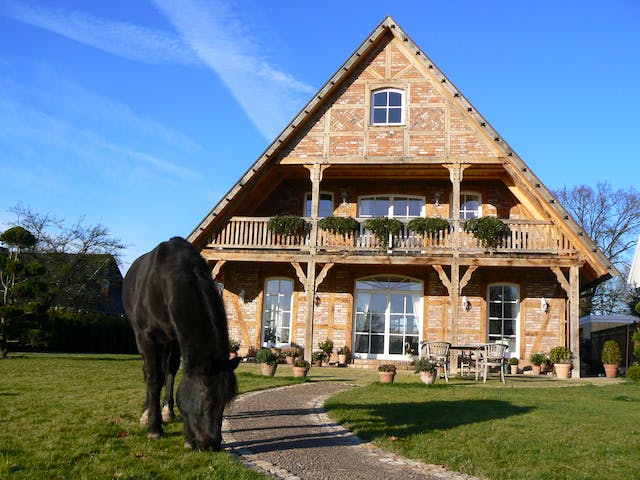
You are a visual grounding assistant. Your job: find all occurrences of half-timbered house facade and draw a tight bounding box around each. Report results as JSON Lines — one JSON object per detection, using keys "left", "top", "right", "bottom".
{"left": 188, "top": 17, "right": 616, "bottom": 376}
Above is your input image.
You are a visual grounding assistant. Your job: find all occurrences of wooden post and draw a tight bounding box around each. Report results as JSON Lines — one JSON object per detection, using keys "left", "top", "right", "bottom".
{"left": 304, "top": 260, "right": 316, "bottom": 362}
{"left": 569, "top": 266, "right": 581, "bottom": 378}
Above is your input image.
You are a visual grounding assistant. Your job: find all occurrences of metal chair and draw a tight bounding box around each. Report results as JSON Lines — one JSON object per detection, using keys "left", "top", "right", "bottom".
{"left": 420, "top": 341, "right": 451, "bottom": 382}
{"left": 475, "top": 343, "right": 508, "bottom": 383}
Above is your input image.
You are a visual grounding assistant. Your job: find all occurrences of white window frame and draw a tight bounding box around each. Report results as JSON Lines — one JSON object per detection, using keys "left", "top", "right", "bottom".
{"left": 262, "top": 278, "right": 294, "bottom": 348}
{"left": 459, "top": 191, "right": 482, "bottom": 219}
{"left": 357, "top": 195, "right": 425, "bottom": 219}
{"left": 303, "top": 192, "right": 334, "bottom": 218}
{"left": 370, "top": 88, "right": 405, "bottom": 126}
{"left": 352, "top": 275, "right": 423, "bottom": 360}
{"left": 486, "top": 283, "right": 520, "bottom": 358}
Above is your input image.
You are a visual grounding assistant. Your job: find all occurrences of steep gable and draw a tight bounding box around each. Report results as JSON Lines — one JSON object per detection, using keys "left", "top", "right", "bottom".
{"left": 189, "top": 16, "right": 616, "bottom": 285}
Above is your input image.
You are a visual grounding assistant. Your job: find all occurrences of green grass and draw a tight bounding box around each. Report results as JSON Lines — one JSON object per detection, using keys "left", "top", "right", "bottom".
{"left": 0, "top": 354, "right": 301, "bottom": 480}
{"left": 325, "top": 379, "right": 640, "bottom": 480}
{"left": 2, "top": 355, "right": 638, "bottom": 480}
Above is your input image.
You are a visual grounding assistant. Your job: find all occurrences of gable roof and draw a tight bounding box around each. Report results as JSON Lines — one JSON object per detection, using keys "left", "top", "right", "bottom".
{"left": 188, "top": 16, "right": 617, "bottom": 284}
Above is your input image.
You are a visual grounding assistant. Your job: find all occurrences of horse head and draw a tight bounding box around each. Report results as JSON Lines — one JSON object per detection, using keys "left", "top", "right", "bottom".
{"left": 177, "top": 356, "right": 241, "bottom": 450}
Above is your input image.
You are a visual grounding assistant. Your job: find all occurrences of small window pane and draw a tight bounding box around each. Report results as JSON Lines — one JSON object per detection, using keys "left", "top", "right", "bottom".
{"left": 389, "top": 92, "right": 402, "bottom": 106}
{"left": 355, "top": 334, "right": 369, "bottom": 353}
{"left": 503, "top": 303, "right": 517, "bottom": 319}
{"left": 388, "top": 107, "right": 402, "bottom": 123}
{"left": 371, "top": 314, "right": 385, "bottom": 333}
{"left": 389, "top": 316, "right": 404, "bottom": 334}
{"left": 389, "top": 336, "right": 404, "bottom": 354}
{"left": 406, "top": 318, "right": 419, "bottom": 334}
{"left": 281, "top": 313, "right": 290, "bottom": 328}
{"left": 374, "top": 198, "right": 390, "bottom": 216}
{"left": 360, "top": 198, "right": 374, "bottom": 217}
{"left": 407, "top": 199, "right": 422, "bottom": 217}
{"left": 390, "top": 294, "right": 404, "bottom": 313}
{"left": 489, "top": 319, "right": 502, "bottom": 335}
{"left": 489, "top": 287, "right": 502, "bottom": 302}
{"left": 504, "top": 319, "right": 515, "bottom": 336}
{"left": 371, "top": 294, "right": 387, "bottom": 313}
{"left": 373, "top": 92, "right": 388, "bottom": 106}
{"left": 504, "top": 286, "right": 519, "bottom": 302}
{"left": 373, "top": 108, "right": 387, "bottom": 124}
{"left": 355, "top": 313, "right": 369, "bottom": 332}
{"left": 489, "top": 303, "right": 502, "bottom": 319}
{"left": 278, "top": 330, "right": 290, "bottom": 343}
{"left": 370, "top": 335, "right": 385, "bottom": 354}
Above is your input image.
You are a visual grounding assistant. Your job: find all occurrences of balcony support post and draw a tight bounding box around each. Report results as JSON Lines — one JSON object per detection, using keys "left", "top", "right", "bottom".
{"left": 551, "top": 265, "right": 581, "bottom": 378}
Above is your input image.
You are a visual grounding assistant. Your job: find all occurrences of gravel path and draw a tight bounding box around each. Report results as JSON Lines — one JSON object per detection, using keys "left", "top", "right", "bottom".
{"left": 222, "top": 382, "right": 483, "bottom": 480}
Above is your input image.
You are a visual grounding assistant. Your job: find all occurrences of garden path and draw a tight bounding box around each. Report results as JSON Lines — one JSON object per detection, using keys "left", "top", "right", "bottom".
{"left": 223, "top": 381, "right": 483, "bottom": 480}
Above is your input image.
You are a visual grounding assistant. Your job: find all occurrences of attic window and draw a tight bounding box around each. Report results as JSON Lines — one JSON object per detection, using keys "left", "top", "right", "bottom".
{"left": 371, "top": 88, "right": 404, "bottom": 125}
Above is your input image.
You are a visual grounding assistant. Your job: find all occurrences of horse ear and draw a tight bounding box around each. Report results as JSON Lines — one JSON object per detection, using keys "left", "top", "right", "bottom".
{"left": 228, "top": 356, "right": 241, "bottom": 371}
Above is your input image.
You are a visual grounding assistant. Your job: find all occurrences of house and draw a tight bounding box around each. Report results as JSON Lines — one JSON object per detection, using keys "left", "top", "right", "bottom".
{"left": 188, "top": 17, "right": 616, "bottom": 377}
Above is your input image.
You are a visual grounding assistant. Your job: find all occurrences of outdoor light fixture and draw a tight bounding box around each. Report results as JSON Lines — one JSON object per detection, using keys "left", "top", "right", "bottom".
{"left": 341, "top": 190, "right": 348, "bottom": 205}
{"left": 238, "top": 289, "right": 246, "bottom": 303}
{"left": 540, "top": 297, "right": 549, "bottom": 313}
{"left": 461, "top": 295, "right": 471, "bottom": 312}
{"left": 434, "top": 192, "right": 441, "bottom": 207}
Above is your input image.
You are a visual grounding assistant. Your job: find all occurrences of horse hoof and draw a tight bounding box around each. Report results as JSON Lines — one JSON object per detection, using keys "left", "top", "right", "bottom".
{"left": 183, "top": 441, "right": 194, "bottom": 450}
{"left": 147, "top": 432, "right": 164, "bottom": 439}
{"left": 139, "top": 409, "right": 149, "bottom": 426}
{"left": 161, "top": 405, "right": 175, "bottom": 423}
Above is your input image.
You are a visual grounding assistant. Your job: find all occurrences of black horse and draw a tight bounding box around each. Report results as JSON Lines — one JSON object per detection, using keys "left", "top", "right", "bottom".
{"left": 123, "top": 237, "right": 240, "bottom": 450}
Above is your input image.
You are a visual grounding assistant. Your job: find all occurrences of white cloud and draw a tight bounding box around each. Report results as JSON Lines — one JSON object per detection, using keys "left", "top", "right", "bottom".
{"left": 151, "top": 0, "right": 315, "bottom": 140}
{"left": 2, "top": 1, "right": 200, "bottom": 66}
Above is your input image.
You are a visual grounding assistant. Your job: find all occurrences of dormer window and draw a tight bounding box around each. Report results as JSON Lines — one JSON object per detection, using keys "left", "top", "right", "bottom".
{"left": 371, "top": 88, "right": 404, "bottom": 125}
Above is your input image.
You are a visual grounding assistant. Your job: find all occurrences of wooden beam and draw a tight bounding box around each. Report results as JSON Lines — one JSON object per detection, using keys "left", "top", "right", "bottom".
{"left": 211, "top": 260, "right": 226, "bottom": 280}
{"left": 569, "top": 266, "right": 581, "bottom": 378}
{"left": 432, "top": 264, "right": 452, "bottom": 295}
{"left": 315, "top": 263, "right": 334, "bottom": 288}
{"left": 304, "top": 260, "right": 316, "bottom": 362}
{"left": 551, "top": 266, "right": 570, "bottom": 294}
{"left": 291, "top": 262, "right": 307, "bottom": 286}
{"left": 459, "top": 265, "right": 478, "bottom": 292}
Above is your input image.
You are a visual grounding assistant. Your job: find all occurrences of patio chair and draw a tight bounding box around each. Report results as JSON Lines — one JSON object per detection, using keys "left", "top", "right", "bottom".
{"left": 475, "top": 343, "right": 508, "bottom": 384}
{"left": 458, "top": 346, "right": 482, "bottom": 377}
{"left": 420, "top": 341, "right": 451, "bottom": 382}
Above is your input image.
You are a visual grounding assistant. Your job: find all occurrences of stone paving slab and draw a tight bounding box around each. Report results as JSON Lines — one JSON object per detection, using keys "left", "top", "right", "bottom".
{"left": 222, "top": 382, "right": 485, "bottom": 480}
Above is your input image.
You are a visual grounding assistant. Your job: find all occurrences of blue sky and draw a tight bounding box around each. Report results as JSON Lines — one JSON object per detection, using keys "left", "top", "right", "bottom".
{"left": 1, "top": 0, "right": 638, "bottom": 271}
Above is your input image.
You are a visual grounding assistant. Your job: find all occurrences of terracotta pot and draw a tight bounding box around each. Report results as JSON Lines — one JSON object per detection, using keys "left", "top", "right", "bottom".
{"left": 419, "top": 371, "right": 436, "bottom": 384}
{"left": 313, "top": 360, "right": 323, "bottom": 367}
{"left": 510, "top": 365, "right": 519, "bottom": 375}
{"left": 554, "top": 363, "right": 571, "bottom": 379}
{"left": 285, "top": 356, "right": 295, "bottom": 365}
{"left": 604, "top": 363, "right": 618, "bottom": 378}
{"left": 338, "top": 354, "right": 348, "bottom": 364}
{"left": 379, "top": 371, "right": 395, "bottom": 383}
{"left": 261, "top": 363, "right": 277, "bottom": 377}
{"left": 531, "top": 365, "right": 542, "bottom": 375}
{"left": 292, "top": 366, "right": 309, "bottom": 378}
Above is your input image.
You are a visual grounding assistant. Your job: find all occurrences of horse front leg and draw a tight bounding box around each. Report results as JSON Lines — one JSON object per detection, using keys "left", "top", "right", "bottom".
{"left": 161, "top": 343, "right": 180, "bottom": 423}
{"left": 140, "top": 344, "right": 166, "bottom": 438}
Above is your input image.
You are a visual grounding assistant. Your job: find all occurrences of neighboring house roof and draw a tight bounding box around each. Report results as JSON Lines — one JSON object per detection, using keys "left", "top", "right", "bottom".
{"left": 188, "top": 16, "right": 617, "bottom": 286}
{"left": 628, "top": 234, "right": 640, "bottom": 287}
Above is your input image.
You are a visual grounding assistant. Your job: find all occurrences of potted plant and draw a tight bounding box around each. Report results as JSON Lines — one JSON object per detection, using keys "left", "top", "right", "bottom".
{"left": 407, "top": 217, "right": 450, "bottom": 236}
{"left": 317, "top": 216, "right": 360, "bottom": 235}
{"left": 267, "top": 215, "right": 307, "bottom": 236}
{"left": 292, "top": 358, "right": 311, "bottom": 378}
{"left": 283, "top": 346, "right": 300, "bottom": 365}
{"left": 256, "top": 347, "right": 279, "bottom": 376}
{"left": 337, "top": 345, "right": 350, "bottom": 364}
{"left": 529, "top": 352, "right": 546, "bottom": 375}
{"left": 549, "top": 346, "right": 572, "bottom": 379}
{"left": 378, "top": 364, "right": 397, "bottom": 383}
{"left": 229, "top": 339, "right": 240, "bottom": 359}
{"left": 509, "top": 357, "right": 519, "bottom": 375}
{"left": 362, "top": 217, "right": 404, "bottom": 249}
{"left": 318, "top": 338, "right": 334, "bottom": 365}
{"left": 414, "top": 358, "right": 437, "bottom": 384}
{"left": 463, "top": 216, "right": 509, "bottom": 248}
{"left": 601, "top": 340, "right": 622, "bottom": 378}
{"left": 312, "top": 351, "right": 325, "bottom": 367}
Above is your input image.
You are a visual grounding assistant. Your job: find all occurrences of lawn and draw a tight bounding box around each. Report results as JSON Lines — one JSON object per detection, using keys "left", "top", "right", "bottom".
{"left": 1, "top": 355, "right": 638, "bottom": 480}
{"left": 325, "top": 377, "right": 640, "bottom": 480}
{"left": 0, "top": 354, "right": 302, "bottom": 480}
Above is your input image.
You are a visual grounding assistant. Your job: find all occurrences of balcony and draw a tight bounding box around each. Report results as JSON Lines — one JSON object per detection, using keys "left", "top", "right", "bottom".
{"left": 207, "top": 217, "right": 576, "bottom": 257}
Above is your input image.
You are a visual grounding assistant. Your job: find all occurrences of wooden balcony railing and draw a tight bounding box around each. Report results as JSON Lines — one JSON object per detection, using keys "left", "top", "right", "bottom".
{"left": 208, "top": 217, "right": 575, "bottom": 255}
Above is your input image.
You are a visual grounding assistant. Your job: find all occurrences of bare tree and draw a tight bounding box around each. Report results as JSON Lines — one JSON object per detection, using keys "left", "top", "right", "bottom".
{"left": 555, "top": 183, "right": 640, "bottom": 314}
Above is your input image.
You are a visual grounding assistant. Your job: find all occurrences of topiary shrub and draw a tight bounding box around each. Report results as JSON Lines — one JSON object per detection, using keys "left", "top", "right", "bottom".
{"left": 267, "top": 215, "right": 307, "bottom": 235}
{"left": 317, "top": 216, "right": 360, "bottom": 235}
{"left": 627, "top": 365, "right": 640, "bottom": 382}
{"left": 407, "top": 217, "right": 450, "bottom": 235}
{"left": 463, "top": 216, "right": 509, "bottom": 248}
{"left": 529, "top": 352, "right": 546, "bottom": 366}
{"left": 601, "top": 339, "right": 622, "bottom": 365}
{"left": 550, "top": 346, "right": 572, "bottom": 364}
{"left": 362, "top": 217, "right": 404, "bottom": 248}
{"left": 256, "top": 347, "right": 278, "bottom": 366}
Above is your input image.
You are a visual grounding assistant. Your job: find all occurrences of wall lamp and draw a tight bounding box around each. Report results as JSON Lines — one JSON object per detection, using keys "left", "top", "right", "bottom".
{"left": 238, "top": 289, "right": 246, "bottom": 303}
{"left": 433, "top": 192, "right": 442, "bottom": 207}
{"left": 461, "top": 295, "right": 471, "bottom": 312}
{"left": 540, "top": 297, "right": 550, "bottom": 313}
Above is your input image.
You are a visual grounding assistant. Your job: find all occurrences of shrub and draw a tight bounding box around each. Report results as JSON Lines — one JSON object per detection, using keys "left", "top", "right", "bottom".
{"left": 256, "top": 347, "right": 278, "bottom": 366}
{"left": 509, "top": 357, "right": 519, "bottom": 365}
{"left": 362, "top": 217, "right": 404, "bottom": 248}
{"left": 283, "top": 346, "right": 300, "bottom": 357}
{"left": 229, "top": 339, "right": 240, "bottom": 353}
{"left": 267, "top": 215, "right": 307, "bottom": 235}
{"left": 293, "top": 358, "right": 310, "bottom": 369}
{"left": 317, "top": 216, "right": 360, "bottom": 234}
{"left": 529, "top": 352, "right": 546, "bottom": 366}
{"left": 378, "top": 364, "right": 396, "bottom": 372}
{"left": 550, "top": 346, "right": 572, "bottom": 364}
{"left": 601, "top": 340, "right": 622, "bottom": 365}
{"left": 627, "top": 365, "right": 640, "bottom": 382}
{"left": 318, "top": 338, "right": 334, "bottom": 356}
{"left": 463, "top": 216, "right": 509, "bottom": 248}
{"left": 407, "top": 217, "right": 450, "bottom": 235}
{"left": 311, "top": 351, "right": 325, "bottom": 362}
{"left": 414, "top": 358, "right": 436, "bottom": 374}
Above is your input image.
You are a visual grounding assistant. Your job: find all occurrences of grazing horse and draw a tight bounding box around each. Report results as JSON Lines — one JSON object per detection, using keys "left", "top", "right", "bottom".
{"left": 123, "top": 237, "right": 240, "bottom": 450}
